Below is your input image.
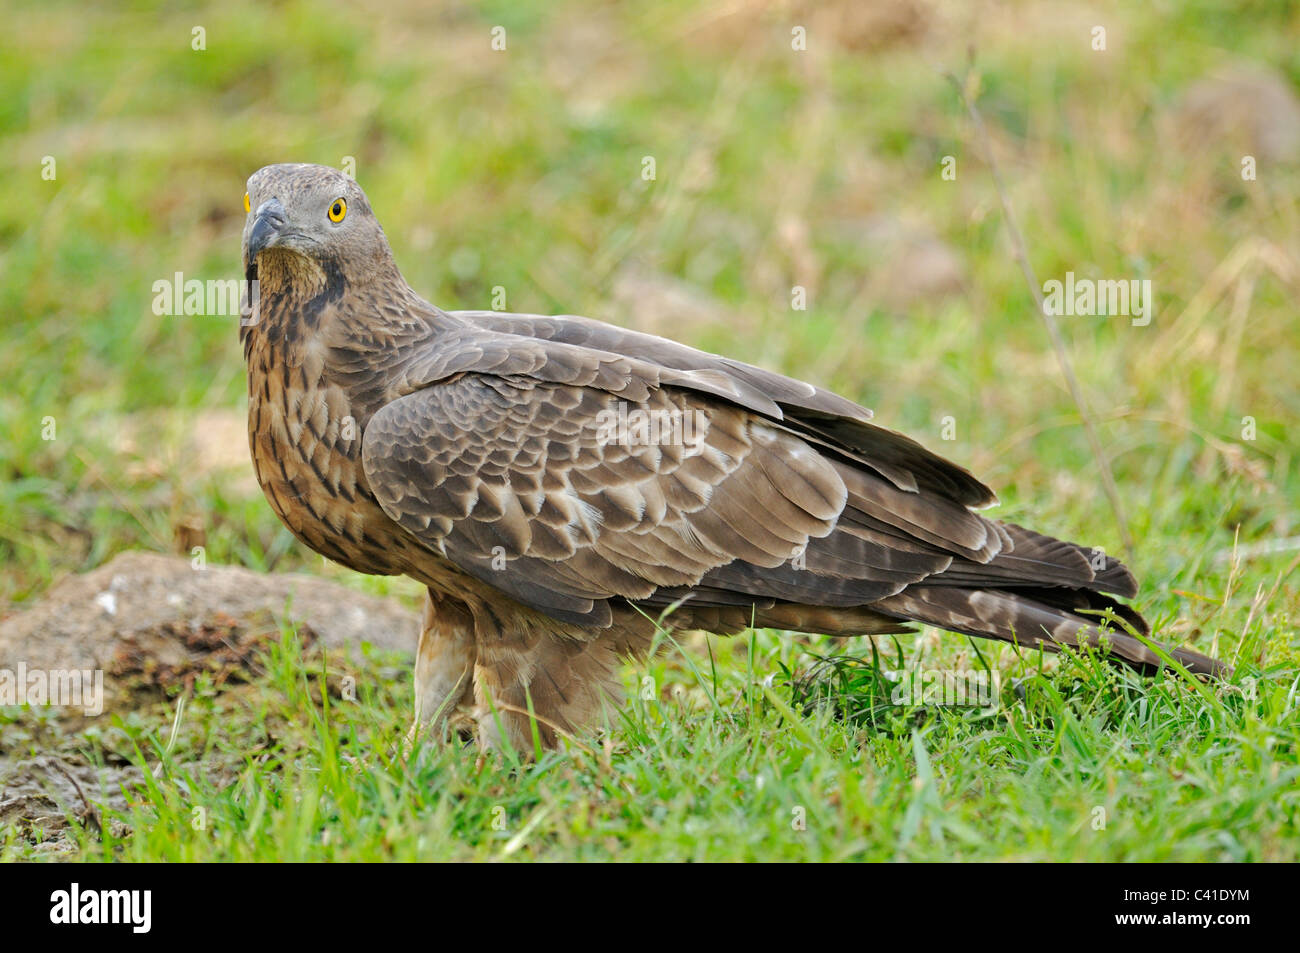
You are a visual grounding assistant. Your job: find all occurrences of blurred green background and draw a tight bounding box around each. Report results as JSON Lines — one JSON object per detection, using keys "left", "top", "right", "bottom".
{"left": 1, "top": 0, "right": 1298, "bottom": 862}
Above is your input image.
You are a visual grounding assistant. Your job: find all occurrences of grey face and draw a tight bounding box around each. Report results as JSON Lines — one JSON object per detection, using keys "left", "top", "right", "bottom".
{"left": 242, "top": 163, "right": 389, "bottom": 283}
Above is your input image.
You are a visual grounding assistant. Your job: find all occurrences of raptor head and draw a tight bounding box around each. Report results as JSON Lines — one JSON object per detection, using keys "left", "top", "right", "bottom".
{"left": 241, "top": 163, "right": 394, "bottom": 292}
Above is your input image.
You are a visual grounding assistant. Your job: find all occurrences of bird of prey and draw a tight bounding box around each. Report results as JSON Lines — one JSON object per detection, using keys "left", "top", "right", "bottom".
{"left": 240, "top": 163, "right": 1226, "bottom": 752}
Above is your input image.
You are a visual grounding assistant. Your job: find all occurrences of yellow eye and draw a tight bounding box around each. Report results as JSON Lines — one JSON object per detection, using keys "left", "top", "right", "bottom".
{"left": 243, "top": 192, "right": 251, "bottom": 213}
{"left": 328, "top": 198, "right": 347, "bottom": 222}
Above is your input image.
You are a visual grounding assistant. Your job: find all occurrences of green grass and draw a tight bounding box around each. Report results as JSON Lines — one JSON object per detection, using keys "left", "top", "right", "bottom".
{"left": 2, "top": 0, "right": 1298, "bottom": 860}
{"left": 4, "top": 620, "right": 1295, "bottom": 861}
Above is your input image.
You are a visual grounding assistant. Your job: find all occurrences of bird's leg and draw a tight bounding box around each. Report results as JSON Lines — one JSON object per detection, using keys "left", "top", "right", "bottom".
{"left": 471, "top": 621, "right": 633, "bottom": 757}
{"left": 404, "top": 589, "right": 477, "bottom": 755}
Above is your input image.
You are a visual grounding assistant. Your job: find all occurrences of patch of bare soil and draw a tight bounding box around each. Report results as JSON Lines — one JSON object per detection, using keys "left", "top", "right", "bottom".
{"left": 0, "top": 551, "right": 415, "bottom": 695}
{"left": 0, "top": 551, "right": 418, "bottom": 851}
{"left": 0, "top": 757, "right": 136, "bottom": 854}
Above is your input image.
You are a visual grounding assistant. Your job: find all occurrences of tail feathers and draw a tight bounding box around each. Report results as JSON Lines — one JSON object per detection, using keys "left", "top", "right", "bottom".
{"left": 874, "top": 586, "right": 1229, "bottom": 678}
{"left": 998, "top": 584, "right": 1151, "bottom": 637}
{"left": 934, "top": 523, "right": 1138, "bottom": 598}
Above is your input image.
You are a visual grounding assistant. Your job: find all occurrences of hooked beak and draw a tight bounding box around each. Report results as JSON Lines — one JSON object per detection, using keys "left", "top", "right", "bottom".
{"left": 247, "top": 198, "right": 288, "bottom": 258}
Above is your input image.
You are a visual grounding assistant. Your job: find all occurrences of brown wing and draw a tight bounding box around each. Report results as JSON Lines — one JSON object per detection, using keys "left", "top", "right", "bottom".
{"left": 360, "top": 366, "right": 848, "bottom": 626}
{"left": 447, "top": 310, "right": 999, "bottom": 507}
{"left": 357, "top": 319, "right": 1025, "bottom": 627}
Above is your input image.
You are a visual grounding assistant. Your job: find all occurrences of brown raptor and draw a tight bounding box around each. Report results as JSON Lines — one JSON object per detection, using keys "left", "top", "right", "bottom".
{"left": 239, "top": 163, "right": 1226, "bottom": 752}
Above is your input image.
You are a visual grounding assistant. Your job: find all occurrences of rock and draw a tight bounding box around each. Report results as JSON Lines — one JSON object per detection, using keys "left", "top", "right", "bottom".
{"left": 1174, "top": 66, "right": 1300, "bottom": 164}
{"left": 844, "top": 215, "right": 967, "bottom": 311}
{"left": 0, "top": 551, "right": 417, "bottom": 716}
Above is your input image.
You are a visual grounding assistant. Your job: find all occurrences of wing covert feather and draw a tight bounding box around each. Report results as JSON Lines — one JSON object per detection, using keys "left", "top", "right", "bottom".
{"left": 361, "top": 368, "right": 846, "bottom": 624}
